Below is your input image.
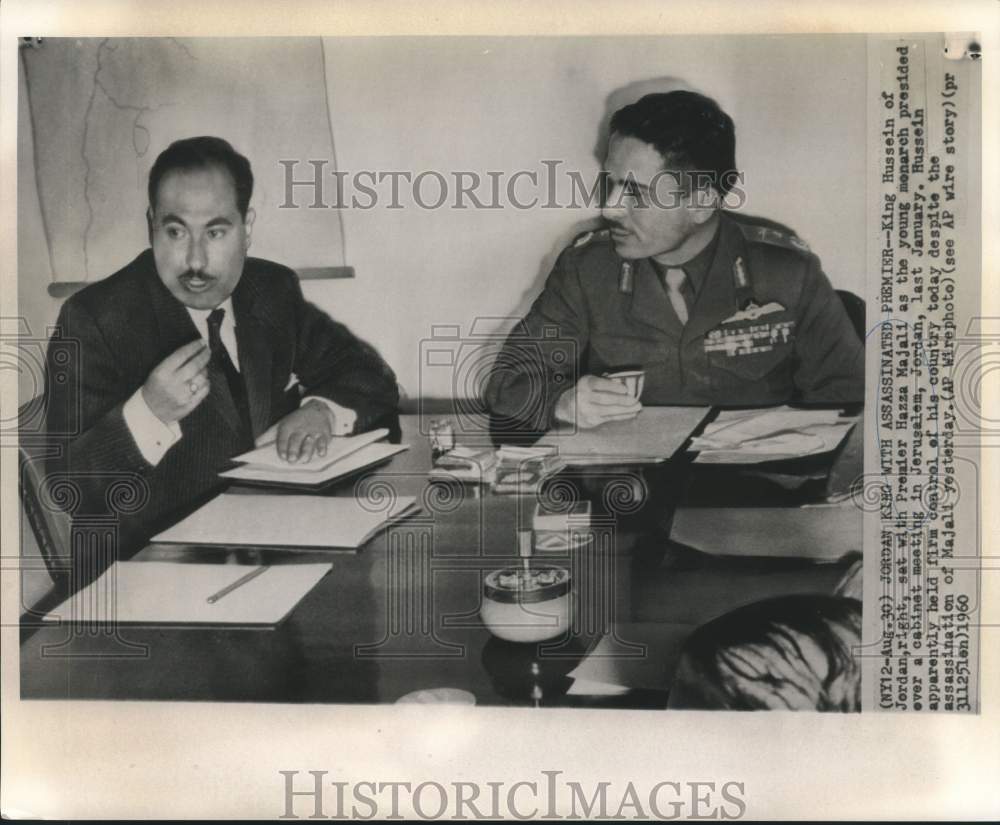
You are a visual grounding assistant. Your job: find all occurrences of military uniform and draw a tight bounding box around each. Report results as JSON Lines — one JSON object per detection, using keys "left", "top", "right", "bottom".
{"left": 484, "top": 211, "right": 864, "bottom": 432}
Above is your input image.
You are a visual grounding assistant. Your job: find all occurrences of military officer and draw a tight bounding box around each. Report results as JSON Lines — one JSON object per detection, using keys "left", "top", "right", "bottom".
{"left": 484, "top": 91, "right": 865, "bottom": 434}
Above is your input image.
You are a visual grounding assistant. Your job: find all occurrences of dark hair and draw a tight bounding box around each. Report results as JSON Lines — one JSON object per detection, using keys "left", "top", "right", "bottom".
{"left": 609, "top": 91, "right": 738, "bottom": 195}
{"left": 668, "top": 594, "right": 862, "bottom": 711}
{"left": 148, "top": 136, "right": 253, "bottom": 217}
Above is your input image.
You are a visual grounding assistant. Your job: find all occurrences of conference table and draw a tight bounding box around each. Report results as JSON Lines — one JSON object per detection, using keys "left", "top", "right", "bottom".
{"left": 19, "top": 412, "right": 861, "bottom": 708}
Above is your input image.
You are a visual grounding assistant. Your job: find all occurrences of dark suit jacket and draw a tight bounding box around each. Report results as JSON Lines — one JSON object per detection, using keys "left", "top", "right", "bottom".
{"left": 44, "top": 249, "right": 399, "bottom": 559}
{"left": 484, "top": 211, "right": 865, "bottom": 435}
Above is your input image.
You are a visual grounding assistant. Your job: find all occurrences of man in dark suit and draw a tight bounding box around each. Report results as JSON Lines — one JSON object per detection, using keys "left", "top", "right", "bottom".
{"left": 44, "top": 136, "right": 399, "bottom": 562}
{"left": 484, "top": 91, "right": 864, "bottom": 436}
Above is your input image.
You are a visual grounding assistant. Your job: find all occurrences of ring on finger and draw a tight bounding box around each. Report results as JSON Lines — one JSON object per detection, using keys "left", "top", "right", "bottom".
{"left": 188, "top": 379, "right": 199, "bottom": 395}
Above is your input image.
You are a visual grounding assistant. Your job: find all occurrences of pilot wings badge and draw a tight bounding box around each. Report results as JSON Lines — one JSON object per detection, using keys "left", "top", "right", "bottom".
{"left": 721, "top": 301, "right": 786, "bottom": 325}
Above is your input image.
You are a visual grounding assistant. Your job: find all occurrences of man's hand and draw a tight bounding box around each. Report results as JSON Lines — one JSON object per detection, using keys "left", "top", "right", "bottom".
{"left": 273, "top": 400, "right": 335, "bottom": 463}
{"left": 141, "top": 340, "right": 211, "bottom": 425}
{"left": 553, "top": 375, "right": 642, "bottom": 429}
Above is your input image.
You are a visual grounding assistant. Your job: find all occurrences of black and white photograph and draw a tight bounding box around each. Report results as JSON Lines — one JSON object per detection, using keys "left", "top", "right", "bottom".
{"left": 2, "top": 1, "right": 996, "bottom": 820}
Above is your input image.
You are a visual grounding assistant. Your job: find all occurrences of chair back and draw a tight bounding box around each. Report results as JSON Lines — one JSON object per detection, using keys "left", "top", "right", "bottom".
{"left": 836, "top": 289, "right": 866, "bottom": 342}
{"left": 18, "top": 399, "right": 73, "bottom": 591}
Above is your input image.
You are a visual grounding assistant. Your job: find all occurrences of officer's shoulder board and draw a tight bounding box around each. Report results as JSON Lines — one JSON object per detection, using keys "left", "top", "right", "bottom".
{"left": 735, "top": 222, "right": 812, "bottom": 255}
{"left": 571, "top": 227, "right": 610, "bottom": 249}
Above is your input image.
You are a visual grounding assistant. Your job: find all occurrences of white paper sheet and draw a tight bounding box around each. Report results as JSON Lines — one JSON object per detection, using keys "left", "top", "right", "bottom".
{"left": 153, "top": 493, "right": 420, "bottom": 549}
{"left": 43, "top": 561, "right": 332, "bottom": 625}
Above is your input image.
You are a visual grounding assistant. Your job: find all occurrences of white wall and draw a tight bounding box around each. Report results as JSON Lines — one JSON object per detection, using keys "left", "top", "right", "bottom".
{"left": 17, "top": 54, "right": 56, "bottom": 403}
{"left": 19, "top": 35, "right": 867, "bottom": 403}
{"left": 314, "top": 34, "right": 867, "bottom": 399}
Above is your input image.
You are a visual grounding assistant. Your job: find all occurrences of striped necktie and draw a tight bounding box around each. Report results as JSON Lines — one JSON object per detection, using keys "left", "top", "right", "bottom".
{"left": 664, "top": 267, "right": 690, "bottom": 325}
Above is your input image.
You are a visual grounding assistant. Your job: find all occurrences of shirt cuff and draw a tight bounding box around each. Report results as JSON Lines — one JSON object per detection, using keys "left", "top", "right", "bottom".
{"left": 302, "top": 395, "right": 358, "bottom": 436}
{"left": 122, "top": 388, "right": 182, "bottom": 466}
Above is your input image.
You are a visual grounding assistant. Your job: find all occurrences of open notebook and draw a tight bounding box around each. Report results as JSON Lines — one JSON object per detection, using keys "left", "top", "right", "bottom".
{"left": 42, "top": 561, "right": 332, "bottom": 625}
{"left": 153, "top": 493, "right": 421, "bottom": 550}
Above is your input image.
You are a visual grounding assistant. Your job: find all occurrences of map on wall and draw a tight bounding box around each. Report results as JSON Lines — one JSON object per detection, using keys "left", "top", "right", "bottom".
{"left": 20, "top": 37, "right": 347, "bottom": 287}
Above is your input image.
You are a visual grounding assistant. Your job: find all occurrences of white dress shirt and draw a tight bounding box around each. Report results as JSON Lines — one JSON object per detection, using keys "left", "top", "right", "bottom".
{"left": 123, "top": 298, "right": 356, "bottom": 465}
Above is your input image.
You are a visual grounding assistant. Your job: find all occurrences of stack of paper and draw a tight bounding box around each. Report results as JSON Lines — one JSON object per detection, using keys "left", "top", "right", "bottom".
{"left": 233, "top": 428, "right": 389, "bottom": 470}
{"left": 492, "top": 445, "right": 566, "bottom": 494}
{"left": 543, "top": 406, "right": 710, "bottom": 465}
{"left": 690, "top": 406, "right": 858, "bottom": 464}
{"left": 220, "top": 428, "right": 408, "bottom": 487}
{"left": 153, "top": 493, "right": 420, "bottom": 550}
{"left": 43, "top": 561, "right": 332, "bottom": 625}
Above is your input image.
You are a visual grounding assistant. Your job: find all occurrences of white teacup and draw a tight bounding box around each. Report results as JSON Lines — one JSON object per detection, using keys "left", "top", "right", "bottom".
{"left": 605, "top": 369, "right": 645, "bottom": 400}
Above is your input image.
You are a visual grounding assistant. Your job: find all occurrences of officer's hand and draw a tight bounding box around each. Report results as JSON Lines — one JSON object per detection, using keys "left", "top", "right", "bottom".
{"left": 141, "top": 340, "right": 211, "bottom": 425}
{"left": 554, "top": 375, "right": 642, "bottom": 429}
{"left": 274, "top": 400, "right": 334, "bottom": 463}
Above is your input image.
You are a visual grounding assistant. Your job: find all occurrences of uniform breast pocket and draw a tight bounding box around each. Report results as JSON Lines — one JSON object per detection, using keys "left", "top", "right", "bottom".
{"left": 704, "top": 316, "right": 796, "bottom": 388}
{"left": 707, "top": 344, "right": 795, "bottom": 399}
{"left": 589, "top": 333, "right": 663, "bottom": 373}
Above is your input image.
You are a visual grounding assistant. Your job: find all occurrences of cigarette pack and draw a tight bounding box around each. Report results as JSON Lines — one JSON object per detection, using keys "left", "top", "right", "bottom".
{"left": 532, "top": 500, "right": 592, "bottom": 532}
